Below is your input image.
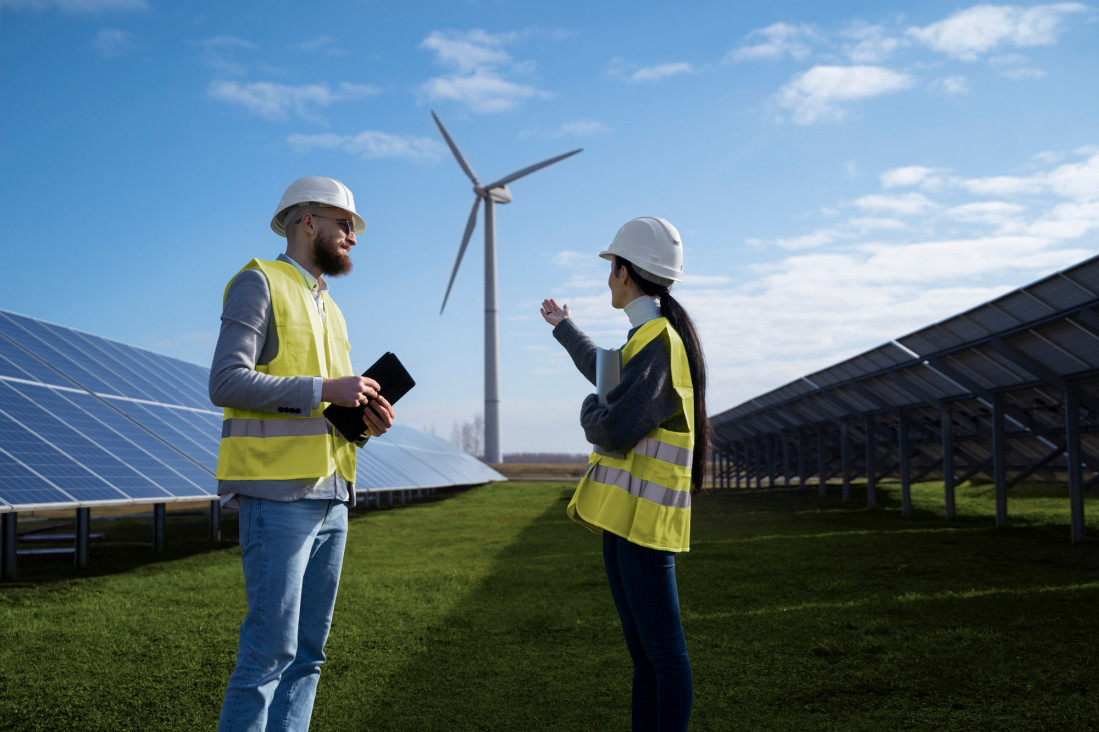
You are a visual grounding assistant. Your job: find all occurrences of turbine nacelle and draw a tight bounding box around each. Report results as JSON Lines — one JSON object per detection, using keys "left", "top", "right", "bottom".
{"left": 475, "top": 185, "right": 513, "bottom": 204}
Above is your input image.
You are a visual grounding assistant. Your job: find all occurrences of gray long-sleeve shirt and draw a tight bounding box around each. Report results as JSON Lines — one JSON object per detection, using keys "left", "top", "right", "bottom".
{"left": 553, "top": 315, "right": 687, "bottom": 454}
{"left": 209, "top": 253, "right": 355, "bottom": 505}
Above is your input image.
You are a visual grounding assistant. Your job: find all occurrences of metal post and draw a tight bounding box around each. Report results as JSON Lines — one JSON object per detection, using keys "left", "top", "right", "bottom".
{"left": 865, "top": 415, "right": 877, "bottom": 510}
{"left": 782, "top": 431, "right": 791, "bottom": 489}
{"left": 1, "top": 513, "right": 15, "bottom": 580}
{"left": 154, "top": 503, "right": 166, "bottom": 553}
{"left": 817, "top": 424, "right": 827, "bottom": 498}
{"left": 993, "top": 394, "right": 1007, "bottom": 527}
{"left": 841, "top": 421, "right": 851, "bottom": 502}
{"left": 1065, "top": 385, "right": 1085, "bottom": 541}
{"left": 482, "top": 199, "right": 501, "bottom": 464}
{"left": 797, "top": 429, "right": 807, "bottom": 490}
{"left": 941, "top": 403, "right": 955, "bottom": 519}
{"left": 209, "top": 499, "right": 221, "bottom": 542}
{"left": 767, "top": 434, "right": 776, "bottom": 488}
{"left": 898, "top": 412, "right": 911, "bottom": 517}
{"left": 75, "top": 507, "right": 90, "bottom": 569}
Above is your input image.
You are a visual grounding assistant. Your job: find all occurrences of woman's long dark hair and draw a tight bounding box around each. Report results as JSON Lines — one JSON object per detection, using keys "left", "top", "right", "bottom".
{"left": 615, "top": 256, "right": 710, "bottom": 493}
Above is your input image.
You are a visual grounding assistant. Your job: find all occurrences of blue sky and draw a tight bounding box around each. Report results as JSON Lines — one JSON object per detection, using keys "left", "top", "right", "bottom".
{"left": 3, "top": 1, "right": 1098, "bottom": 455}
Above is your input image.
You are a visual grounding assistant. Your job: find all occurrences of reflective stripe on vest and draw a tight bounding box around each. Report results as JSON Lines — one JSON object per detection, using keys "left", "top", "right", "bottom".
{"left": 634, "top": 436, "right": 692, "bottom": 468}
{"left": 567, "top": 317, "right": 694, "bottom": 552}
{"left": 221, "top": 416, "right": 330, "bottom": 439}
{"left": 215, "top": 259, "right": 357, "bottom": 482}
{"left": 589, "top": 463, "right": 691, "bottom": 509}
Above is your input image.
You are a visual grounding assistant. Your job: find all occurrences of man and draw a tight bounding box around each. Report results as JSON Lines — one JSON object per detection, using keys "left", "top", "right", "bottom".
{"left": 210, "top": 176, "right": 395, "bottom": 731}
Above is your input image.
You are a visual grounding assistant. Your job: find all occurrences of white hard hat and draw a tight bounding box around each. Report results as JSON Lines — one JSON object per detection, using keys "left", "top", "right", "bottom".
{"left": 599, "top": 216, "right": 683, "bottom": 284}
{"left": 270, "top": 176, "right": 367, "bottom": 237}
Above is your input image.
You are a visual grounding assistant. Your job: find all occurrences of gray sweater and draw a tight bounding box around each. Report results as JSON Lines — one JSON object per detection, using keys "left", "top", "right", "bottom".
{"left": 553, "top": 318, "right": 687, "bottom": 454}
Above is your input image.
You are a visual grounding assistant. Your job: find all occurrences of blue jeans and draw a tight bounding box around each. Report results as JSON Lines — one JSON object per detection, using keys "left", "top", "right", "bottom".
{"left": 603, "top": 531, "right": 693, "bottom": 732}
{"left": 218, "top": 497, "right": 348, "bottom": 732}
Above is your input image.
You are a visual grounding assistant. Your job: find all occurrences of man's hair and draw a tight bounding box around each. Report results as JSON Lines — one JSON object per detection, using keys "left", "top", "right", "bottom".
{"left": 283, "top": 203, "right": 340, "bottom": 237}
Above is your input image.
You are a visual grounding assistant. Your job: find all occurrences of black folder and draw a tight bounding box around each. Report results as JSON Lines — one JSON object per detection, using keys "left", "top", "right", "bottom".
{"left": 324, "top": 352, "right": 416, "bottom": 441}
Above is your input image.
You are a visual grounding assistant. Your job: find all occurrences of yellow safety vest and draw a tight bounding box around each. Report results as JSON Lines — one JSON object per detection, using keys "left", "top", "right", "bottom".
{"left": 216, "top": 259, "right": 357, "bottom": 482}
{"left": 567, "top": 317, "right": 694, "bottom": 552}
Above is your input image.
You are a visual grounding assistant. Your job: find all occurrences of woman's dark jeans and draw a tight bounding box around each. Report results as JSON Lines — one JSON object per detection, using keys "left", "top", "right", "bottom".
{"left": 603, "top": 531, "right": 693, "bottom": 732}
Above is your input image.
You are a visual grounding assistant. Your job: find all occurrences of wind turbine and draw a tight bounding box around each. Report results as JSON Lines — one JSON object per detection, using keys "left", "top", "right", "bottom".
{"left": 433, "top": 111, "right": 582, "bottom": 464}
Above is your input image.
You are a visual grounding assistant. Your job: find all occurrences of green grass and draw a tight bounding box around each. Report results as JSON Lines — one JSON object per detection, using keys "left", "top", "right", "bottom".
{"left": 2, "top": 481, "right": 1098, "bottom": 731}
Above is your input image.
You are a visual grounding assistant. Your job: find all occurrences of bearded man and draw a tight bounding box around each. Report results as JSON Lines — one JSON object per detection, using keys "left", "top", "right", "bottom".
{"left": 209, "top": 176, "right": 395, "bottom": 731}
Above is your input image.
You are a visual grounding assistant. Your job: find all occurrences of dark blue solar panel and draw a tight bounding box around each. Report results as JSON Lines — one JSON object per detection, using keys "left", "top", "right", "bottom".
{"left": 105, "top": 399, "right": 219, "bottom": 464}
{"left": 0, "top": 336, "right": 66, "bottom": 385}
{"left": 0, "top": 382, "right": 173, "bottom": 500}
{"left": 62, "top": 329, "right": 179, "bottom": 406}
{"left": 0, "top": 447, "right": 75, "bottom": 506}
{"left": 0, "top": 386, "right": 128, "bottom": 503}
{"left": 0, "top": 313, "right": 120, "bottom": 396}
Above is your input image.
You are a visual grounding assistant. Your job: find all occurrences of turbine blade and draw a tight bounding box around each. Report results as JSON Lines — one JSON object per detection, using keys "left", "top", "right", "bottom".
{"left": 432, "top": 111, "right": 479, "bottom": 185}
{"left": 485, "top": 148, "right": 582, "bottom": 189}
{"left": 440, "top": 197, "right": 482, "bottom": 314}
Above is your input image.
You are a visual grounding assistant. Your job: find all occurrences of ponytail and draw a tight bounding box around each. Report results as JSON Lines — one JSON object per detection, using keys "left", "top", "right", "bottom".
{"left": 615, "top": 257, "right": 710, "bottom": 493}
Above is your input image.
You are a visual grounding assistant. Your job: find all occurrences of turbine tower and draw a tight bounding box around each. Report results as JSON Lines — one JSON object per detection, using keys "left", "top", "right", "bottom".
{"left": 433, "top": 111, "right": 581, "bottom": 464}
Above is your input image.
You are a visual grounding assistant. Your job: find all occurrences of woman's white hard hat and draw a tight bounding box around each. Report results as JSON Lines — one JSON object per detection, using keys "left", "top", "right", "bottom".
{"left": 599, "top": 216, "right": 683, "bottom": 284}
{"left": 270, "top": 176, "right": 367, "bottom": 237}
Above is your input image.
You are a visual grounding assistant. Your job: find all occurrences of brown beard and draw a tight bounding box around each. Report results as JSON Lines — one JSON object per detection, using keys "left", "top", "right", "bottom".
{"left": 313, "top": 231, "right": 353, "bottom": 277}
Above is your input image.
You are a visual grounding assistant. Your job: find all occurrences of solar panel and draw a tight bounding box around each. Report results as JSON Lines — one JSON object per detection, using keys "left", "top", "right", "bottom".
{"left": 0, "top": 309, "right": 504, "bottom": 513}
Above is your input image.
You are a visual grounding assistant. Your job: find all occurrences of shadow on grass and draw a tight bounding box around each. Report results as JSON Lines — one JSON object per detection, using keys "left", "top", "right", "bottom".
{"left": 321, "top": 483, "right": 1099, "bottom": 730}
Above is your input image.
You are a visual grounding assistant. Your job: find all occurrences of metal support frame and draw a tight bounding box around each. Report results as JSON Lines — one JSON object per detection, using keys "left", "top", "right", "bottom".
{"left": 782, "top": 432, "right": 791, "bottom": 488}
{"left": 898, "top": 411, "right": 911, "bottom": 517}
{"left": 942, "top": 403, "right": 956, "bottom": 519}
{"left": 1065, "top": 385, "right": 1086, "bottom": 541}
{"left": 153, "top": 503, "right": 166, "bottom": 553}
{"left": 797, "top": 428, "right": 807, "bottom": 490}
{"left": 816, "top": 424, "right": 827, "bottom": 498}
{"left": 993, "top": 393, "right": 1008, "bottom": 527}
{"left": 2, "top": 513, "right": 15, "bottom": 580}
{"left": 841, "top": 420, "right": 851, "bottom": 502}
{"left": 210, "top": 499, "right": 221, "bottom": 542}
{"left": 865, "top": 415, "right": 877, "bottom": 509}
{"left": 76, "top": 507, "right": 89, "bottom": 569}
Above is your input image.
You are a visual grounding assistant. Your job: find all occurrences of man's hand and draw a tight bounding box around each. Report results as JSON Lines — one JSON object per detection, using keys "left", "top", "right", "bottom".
{"left": 322, "top": 375, "right": 380, "bottom": 407}
{"left": 363, "top": 394, "right": 395, "bottom": 437}
{"left": 540, "top": 298, "right": 570, "bottom": 326}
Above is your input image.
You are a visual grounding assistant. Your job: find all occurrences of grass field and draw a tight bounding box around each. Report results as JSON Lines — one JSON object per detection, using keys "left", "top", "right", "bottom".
{"left": 2, "top": 480, "right": 1098, "bottom": 731}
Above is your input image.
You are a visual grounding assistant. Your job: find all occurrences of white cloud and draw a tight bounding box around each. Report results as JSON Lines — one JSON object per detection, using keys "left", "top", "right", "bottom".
{"left": 208, "top": 80, "right": 380, "bottom": 121}
{"left": 286, "top": 131, "right": 444, "bottom": 162}
{"left": 1028, "top": 201, "right": 1099, "bottom": 239}
{"left": 840, "top": 22, "right": 906, "bottom": 63}
{"left": 418, "top": 29, "right": 551, "bottom": 113}
{"left": 907, "top": 3, "right": 1089, "bottom": 61}
{"left": 1046, "top": 153, "right": 1099, "bottom": 200}
{"left": 90, "top": 27, "right": 134, "bottom": 58}
{"left": 6, "top": 0, "right": 147, "bottom": 11}
{"left": 628, "top": 62, "right": 697, "bottom": 84}
{"left": 772, "top": 229, "right": 842, "bottom": 250}
{"left": 880, "top": 165, "right": 950, "bottom": 189}
{"left": 296, "top": 36, "right": 345, "bottom": 56}
{"left": 849, "top": 217, "right": 907, "bottom": 231}
{"left": 854, "top": 192, "right": 938, "bottom": 215}
{"left": 957, "top": 174, "right": 1046, "bottom": 196}
{"left": 775, "top": 65, "right": 916, "bottom": 125}
{"left": 943, "top": 201, "right": 1026, "bottom": 226}
{"left": 419, "top": 70, "right": 549, "bottom": 113}
{"left": 727, "top": 22, "right": 818, "bottom": 62}
{"left": 929, "top": 75, "right": 971, "bottom": 95}
{"left": 521, "top": 120, "right": 611, "bottom": 139}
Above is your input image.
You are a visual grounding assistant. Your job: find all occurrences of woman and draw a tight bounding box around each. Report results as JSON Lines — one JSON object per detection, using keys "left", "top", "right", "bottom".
{"left": 540, "top": 216, "right": 709, "bottom": 732}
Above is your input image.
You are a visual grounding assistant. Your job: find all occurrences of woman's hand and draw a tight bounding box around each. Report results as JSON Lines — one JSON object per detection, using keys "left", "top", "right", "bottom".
{"left": 540, "top": 298, "right": 570, "bottom": 326}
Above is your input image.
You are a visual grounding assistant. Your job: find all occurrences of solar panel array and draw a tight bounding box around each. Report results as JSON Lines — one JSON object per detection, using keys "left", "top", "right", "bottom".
{"left": 0, "top": 309, "right": 502, "bottom": 514}
{"left": 709, "top": 254, "right": 1099, "bottom": 538}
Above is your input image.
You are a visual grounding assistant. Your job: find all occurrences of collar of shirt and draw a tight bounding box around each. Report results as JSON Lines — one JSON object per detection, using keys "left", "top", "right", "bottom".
{"left": 278, "top": 252, "right": 328, "bottom": 317}
{"left": 625, "top": 295, "right": 661, "bottom": 329}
